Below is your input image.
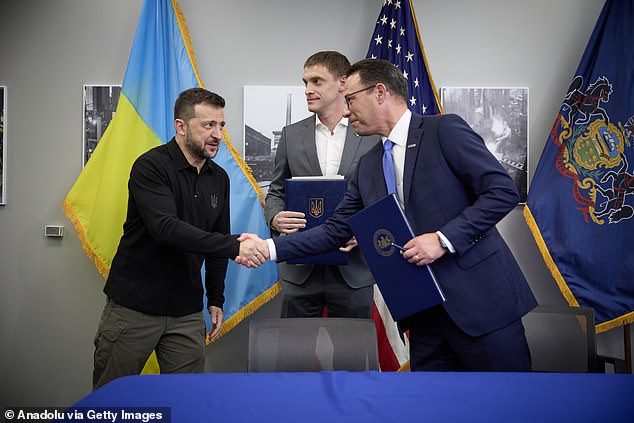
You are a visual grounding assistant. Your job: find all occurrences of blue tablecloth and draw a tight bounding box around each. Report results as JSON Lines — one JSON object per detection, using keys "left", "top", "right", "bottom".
{"left": 67, "top": 371, "right": 634, "bottom": 422}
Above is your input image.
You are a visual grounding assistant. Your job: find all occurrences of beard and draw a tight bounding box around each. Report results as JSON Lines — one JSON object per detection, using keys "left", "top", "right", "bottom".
{"left": 184, "top": 131, "right": 210, "bottom": 161}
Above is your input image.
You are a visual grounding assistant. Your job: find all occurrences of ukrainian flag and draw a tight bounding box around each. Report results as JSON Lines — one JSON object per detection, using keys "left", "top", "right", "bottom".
{"left": 63, "top": 0, "right": 279, "bottom": 370}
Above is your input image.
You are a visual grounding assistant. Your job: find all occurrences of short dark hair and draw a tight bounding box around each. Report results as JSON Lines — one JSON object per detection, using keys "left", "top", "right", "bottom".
{"left": 346, "top": 59, "right": 408, "bottom": 103}
{"left": 174, "top": 88, "right": 225, "bottom": 122}
{"left": 304, "top": 51, "right": 351, "bottom": 78}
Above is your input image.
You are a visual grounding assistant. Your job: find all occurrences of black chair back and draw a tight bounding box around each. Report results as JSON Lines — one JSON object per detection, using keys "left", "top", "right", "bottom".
{"left": 522, "top": 304, "right": 598, "bottom": 372}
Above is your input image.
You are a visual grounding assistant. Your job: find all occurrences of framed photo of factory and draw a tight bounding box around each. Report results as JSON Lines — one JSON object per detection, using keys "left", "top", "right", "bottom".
{"left": 243, "top": 86, "right": 310, "bottom": 191}
{"left": 1, "top": 86, "right": 6, "bottom": 205}
{"left": 440, "top": 87, "right": 529, "bottom": 203}
{"left": 83, "top": 85, "right": 121, "bottom": 166}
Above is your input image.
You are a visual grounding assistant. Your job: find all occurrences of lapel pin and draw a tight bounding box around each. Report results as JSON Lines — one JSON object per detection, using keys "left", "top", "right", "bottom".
{"left": 407, "top": 144, "right": 417, "bottom": 148}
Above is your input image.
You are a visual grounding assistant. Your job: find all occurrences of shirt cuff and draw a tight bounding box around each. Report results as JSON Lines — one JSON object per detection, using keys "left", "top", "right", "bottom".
{"left": 436, "top": 231, "right": 455, "bottom": 253}
{"left": 266, "top": 238, "right": 278, "bottom": 261}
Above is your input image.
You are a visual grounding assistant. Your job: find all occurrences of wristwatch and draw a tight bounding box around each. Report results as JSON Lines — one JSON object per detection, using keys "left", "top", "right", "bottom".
{"left": 437, "top": 234, "right": 449, "bottom": 251}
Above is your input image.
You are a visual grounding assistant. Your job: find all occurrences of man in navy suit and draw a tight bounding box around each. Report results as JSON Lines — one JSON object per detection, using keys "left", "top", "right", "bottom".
{"left": 241, "top": 59, "right": 537, "bottom": 371}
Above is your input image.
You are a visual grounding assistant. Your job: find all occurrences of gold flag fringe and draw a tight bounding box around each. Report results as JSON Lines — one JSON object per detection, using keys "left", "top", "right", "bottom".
{"left": 207, "top": 282, "right": 282, "bottom": 344}
{"left": 596, "top": 311, "right": 634, "bottom": 333}
{"left": 62, "top": 199, "right": 110, "bottom": 280}
{"left": 172, "top": 0, "right": 204, "bottom": 88}
{"left": 523, "top": 205, "right": 579, "bottom": 306}
{"left": 523, "top": 205, "right": 634, "bottom": 333}
{"left": 220, "top": 128, "right": 267, "bottom": 206}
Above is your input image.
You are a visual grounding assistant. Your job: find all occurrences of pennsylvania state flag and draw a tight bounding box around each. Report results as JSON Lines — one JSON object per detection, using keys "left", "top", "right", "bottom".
{"left": 525, "top": 0, "right": 634, "bottom": 332}
{"left": 63, "top": 0, "right": 278, "bottom": 353}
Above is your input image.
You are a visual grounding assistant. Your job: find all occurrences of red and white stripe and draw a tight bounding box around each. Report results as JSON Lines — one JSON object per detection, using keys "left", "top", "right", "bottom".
{"left": 372, "top": 286, "right": 409, "bottom": 371}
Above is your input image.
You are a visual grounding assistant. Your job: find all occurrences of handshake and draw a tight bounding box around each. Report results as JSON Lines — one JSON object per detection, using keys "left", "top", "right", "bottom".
{"left": 235, "top": 233, "right": 271, "bottom": 268}
{"left": 234, "top": 232, "right": 360, "bottom": 269}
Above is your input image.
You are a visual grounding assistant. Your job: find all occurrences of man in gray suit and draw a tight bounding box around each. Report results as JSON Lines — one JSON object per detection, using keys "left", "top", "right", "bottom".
{"left": 264, "top": 51, "right": 380, "bottom": 318}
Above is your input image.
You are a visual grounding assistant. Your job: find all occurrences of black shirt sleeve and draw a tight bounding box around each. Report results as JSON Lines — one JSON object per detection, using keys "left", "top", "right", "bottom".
{"left": 129, "top": 153, "right": 241, "bottom": 259}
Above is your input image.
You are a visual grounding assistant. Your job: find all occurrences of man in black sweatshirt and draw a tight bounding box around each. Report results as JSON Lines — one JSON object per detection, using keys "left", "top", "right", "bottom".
{"left": 92, "top": 88, "right": 264, "bottom": 390}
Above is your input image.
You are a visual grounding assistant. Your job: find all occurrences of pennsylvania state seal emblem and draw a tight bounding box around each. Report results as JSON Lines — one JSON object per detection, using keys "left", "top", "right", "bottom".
{"left": 373, "top": 229, "right": 396, "bottom": 257}
{"left": 554, "top": 75, "right": 634, "bottom": 224}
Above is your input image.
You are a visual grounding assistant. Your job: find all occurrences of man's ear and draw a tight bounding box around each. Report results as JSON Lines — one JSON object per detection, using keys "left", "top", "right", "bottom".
{"left": 375, "top": 83, "right": 388, "bottom": 103}
{"left": 174, "top": 118, "right": 186, "bottom": 135}
{"left": 338, "top": 75, "right": 347, "bottom": 91}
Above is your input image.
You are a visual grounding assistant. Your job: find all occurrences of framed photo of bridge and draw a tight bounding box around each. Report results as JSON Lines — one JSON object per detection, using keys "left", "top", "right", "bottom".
{"left": 440, "top": 87, "right": 528, "bottom": 203}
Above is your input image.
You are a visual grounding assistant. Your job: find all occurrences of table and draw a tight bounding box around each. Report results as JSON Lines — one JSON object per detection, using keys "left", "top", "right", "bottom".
{"left": 68, "top": 371, "right": 634, "bottom": 422}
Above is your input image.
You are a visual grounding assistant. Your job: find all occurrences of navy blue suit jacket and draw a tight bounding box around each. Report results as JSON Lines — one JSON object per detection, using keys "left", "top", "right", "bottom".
{"left": 274, "top": 113, "right": 537, "bottom": 336}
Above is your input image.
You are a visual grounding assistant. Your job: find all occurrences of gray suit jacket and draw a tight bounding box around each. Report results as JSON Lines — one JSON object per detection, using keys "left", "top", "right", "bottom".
{"left": 264, "top": 115, "right": 380, "bottom": 288}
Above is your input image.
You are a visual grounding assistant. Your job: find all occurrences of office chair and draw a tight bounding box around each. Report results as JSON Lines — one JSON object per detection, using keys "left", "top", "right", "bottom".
{"left": 522, "top": 304, "right": 627, "bottom": 373}
{"left": 247, "top": 318, "right": 379, "bottom": 372}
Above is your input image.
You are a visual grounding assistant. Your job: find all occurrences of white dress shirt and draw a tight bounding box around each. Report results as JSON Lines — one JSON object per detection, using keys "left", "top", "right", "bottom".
{"left": 383, "top": 110, "right": 411, "bottom": 210}
{"left": 315, "top": 116, "right": 347, "bottom": 176}
{"left": 384, "top": 110, "right": 455, "bottom": 253}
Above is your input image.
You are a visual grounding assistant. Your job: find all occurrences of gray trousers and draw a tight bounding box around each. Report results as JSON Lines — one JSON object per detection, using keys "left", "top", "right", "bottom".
{"left": 92, "top": 298, "right": 206, "bottom": 390}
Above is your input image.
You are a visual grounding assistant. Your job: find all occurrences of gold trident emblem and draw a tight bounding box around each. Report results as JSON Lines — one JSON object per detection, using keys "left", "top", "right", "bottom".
{"left": 309, "top": 198, "right": 324, "bottom": 218}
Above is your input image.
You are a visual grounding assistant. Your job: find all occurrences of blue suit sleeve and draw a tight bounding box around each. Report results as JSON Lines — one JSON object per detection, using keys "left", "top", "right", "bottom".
{"left": 436, "top": 114, "right": 519, "bottom": 255}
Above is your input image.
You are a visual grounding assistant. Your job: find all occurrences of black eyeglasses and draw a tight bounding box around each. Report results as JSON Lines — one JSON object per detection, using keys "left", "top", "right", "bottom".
{"left": 344, "top": 85, "right": 375, "bottom": 108}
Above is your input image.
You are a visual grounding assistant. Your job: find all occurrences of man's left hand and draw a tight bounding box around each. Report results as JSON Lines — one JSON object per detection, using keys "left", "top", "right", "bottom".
{"left": 208, "top": 306, "right": 224, "bottom": 341}
{"left": 339, "top": 236, "right": 358, "bottom": 253}
{"left": 402, "top": 233, "right": 446, "bottom": 266}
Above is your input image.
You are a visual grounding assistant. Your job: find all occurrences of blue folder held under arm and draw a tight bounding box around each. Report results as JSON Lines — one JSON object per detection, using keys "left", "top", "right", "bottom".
{"left": 347, "top": 194, "right": 445, "bottom": 321}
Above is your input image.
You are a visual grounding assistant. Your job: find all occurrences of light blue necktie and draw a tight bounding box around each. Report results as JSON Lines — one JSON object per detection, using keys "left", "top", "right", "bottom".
{"left": 382, "top": 139, "right": 397, "bottom": 195}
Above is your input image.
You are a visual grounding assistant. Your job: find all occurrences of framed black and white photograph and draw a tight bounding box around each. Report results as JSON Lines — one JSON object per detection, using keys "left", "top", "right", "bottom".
{"left": 83, "top": 85, "right": 121, "bottom": 166}
{"left": 243, "top": 86, "right": 311, "bottom": 189}
{"left": 1, "top": 86, "right": 6, "bottom": 205}
{"left": 441, "top": 87, "right": 529, "bottom": 203}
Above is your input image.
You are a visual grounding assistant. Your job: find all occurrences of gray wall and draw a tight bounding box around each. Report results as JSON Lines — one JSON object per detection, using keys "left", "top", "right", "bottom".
{"left": 1, "top": 0, "right": 629, "bottom": 408}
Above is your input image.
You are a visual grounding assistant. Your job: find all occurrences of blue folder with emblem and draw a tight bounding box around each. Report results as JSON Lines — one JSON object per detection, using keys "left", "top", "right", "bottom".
{"left": 347, "top": 194, "right": 445, "bottom": 321}
{"left": 285, "top": 177, "right": 349, "bottom": 265}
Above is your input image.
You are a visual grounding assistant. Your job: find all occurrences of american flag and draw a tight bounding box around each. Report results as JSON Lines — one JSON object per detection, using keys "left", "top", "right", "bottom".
{"left": 366, "top": 0, "right": 442, "bottom": 116}
{"left": 365, "top": 0, "right": 442, "bottom": 371}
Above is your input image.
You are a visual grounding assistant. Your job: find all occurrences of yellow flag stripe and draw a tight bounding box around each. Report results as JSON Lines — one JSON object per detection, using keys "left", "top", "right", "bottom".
{"left": 63, "top": 94, "right": 161, "bottom": 278}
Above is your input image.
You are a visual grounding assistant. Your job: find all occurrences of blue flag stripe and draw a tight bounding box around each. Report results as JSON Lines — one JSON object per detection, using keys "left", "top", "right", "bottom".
{"left": 123, "top": 0, "right": 199, "bottom": 144}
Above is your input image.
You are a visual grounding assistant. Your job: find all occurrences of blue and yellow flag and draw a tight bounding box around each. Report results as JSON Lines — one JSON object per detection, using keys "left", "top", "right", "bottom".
{"left": 525, "top": 0, "right": 634, "bottom": 332}
{"left": 365, "top": 0, "right": 442, "bottom": 371}
{"left": 63, "top": 0, "right": 278, "bottom": 350}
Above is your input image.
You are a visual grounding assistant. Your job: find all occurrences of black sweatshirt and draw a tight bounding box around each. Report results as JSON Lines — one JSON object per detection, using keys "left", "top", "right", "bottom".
{"left": 104, "top": 139, "right": 240, "bottom": 316}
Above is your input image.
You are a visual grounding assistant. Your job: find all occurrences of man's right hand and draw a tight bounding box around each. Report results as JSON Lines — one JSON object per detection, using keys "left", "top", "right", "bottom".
{"left": 235, "top": 233, "right": 270, "bottom": 268}
{"left": 272, "top": 211, "right": 306, "bottom": 234}
{"left": 237, "top": 234, "right": 268, "bottom": 268}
